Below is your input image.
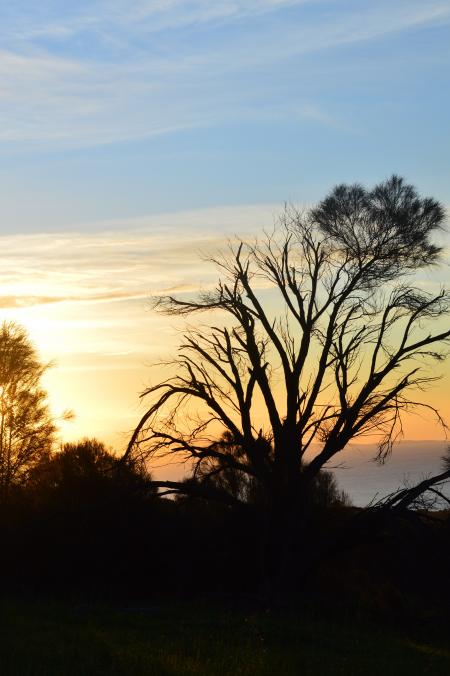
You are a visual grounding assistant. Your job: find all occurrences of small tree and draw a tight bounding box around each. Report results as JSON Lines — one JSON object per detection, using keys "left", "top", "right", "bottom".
{"left": 0, "top": 321, "right": 56, "bottom": 494}
{"left": 31, "top": 438, "right": 153, "bottom": 502}
{"left": 126, "top": 176, "right": 450, "bottom": 594}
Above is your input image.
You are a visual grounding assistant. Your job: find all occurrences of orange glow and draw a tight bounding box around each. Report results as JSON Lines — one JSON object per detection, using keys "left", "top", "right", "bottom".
{"left": 0, "top": 218, "right": 449, "bottom": 453}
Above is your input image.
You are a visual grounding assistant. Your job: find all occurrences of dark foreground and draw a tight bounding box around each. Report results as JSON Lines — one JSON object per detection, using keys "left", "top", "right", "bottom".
{"left": 1, "top": 599, "right": 449, "bottom": 675}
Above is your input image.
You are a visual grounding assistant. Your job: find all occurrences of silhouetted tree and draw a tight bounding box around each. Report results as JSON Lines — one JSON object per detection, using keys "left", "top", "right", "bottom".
{"left": 12, "top": 438, "right": 159, "bottom": 596}
{"left": 126, "top": 176, "right": 450, "bottom": 596}
{"left": 31, "top": 437, "right": 153, "bottom": 502}
{"left": 185, "top": 430, "right": 350, "bottom": 509}
{"left": 0, "top": 322, "right": 56, "bottom": 496}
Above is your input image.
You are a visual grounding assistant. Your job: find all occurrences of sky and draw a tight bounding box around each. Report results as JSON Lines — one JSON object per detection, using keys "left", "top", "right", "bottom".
{"left": 0, "top": 0, "right": 449, "bottom": 456}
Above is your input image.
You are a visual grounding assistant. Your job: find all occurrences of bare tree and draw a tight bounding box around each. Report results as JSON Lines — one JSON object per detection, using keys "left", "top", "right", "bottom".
{"left": 0, "top": 321, "right": 57, "bottom": 494}
{"left": 125, "top": 176, "right": 450, "bottom": 592}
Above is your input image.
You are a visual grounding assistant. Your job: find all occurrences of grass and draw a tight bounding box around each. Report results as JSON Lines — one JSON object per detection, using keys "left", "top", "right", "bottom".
{"left": 0, "top": 597, "right": 449, "bottom": 675}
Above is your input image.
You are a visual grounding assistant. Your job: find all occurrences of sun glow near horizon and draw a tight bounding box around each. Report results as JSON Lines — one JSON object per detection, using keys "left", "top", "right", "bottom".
{"left": 0, "top": 206, "right": 278, "bottom": 449}
{"left": 0, "top": 206, "right": 448, "bottom": 455}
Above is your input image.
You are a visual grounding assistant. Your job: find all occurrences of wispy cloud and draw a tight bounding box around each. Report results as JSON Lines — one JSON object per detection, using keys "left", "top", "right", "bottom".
{"left": 1, "top": 1, "right": 448, "bottom": 148}
{"left": 2, "top": 199, "right": 448, "bottom": 330}
{"left": 2, "top": 2, "right": 307, "bottom": 41}
{"left": 0, "top": 203, "right": 278, "bottom": 311}
{"left": 0, "top": 291, "right": 152, "bottom": 309}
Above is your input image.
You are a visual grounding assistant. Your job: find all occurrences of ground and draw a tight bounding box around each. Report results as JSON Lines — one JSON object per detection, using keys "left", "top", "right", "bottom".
{"left": 0, "top": 598, "right": 449, "bottom": 675}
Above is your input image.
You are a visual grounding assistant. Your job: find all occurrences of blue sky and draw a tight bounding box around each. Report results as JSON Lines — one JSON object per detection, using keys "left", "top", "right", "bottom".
{"left": 0, "top": 1, "right": 449, "bottom": 450}
{"left": 0, "top": 0, "right": 449, "bottom": 232}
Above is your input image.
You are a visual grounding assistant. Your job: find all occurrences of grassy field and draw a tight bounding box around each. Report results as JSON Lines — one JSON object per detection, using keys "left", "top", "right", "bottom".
{"left": 0, "top": 598, "right": 449, "bottom": 675}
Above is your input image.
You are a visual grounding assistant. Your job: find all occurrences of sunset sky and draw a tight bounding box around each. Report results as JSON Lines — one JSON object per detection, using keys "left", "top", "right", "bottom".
{"left": 1, "top": 1, "right": 450, "bottom": 453}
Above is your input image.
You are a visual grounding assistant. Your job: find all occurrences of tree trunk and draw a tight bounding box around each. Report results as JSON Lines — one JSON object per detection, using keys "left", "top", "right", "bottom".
{"left": 261, "top": 474, "right": 308, "bottom": 605}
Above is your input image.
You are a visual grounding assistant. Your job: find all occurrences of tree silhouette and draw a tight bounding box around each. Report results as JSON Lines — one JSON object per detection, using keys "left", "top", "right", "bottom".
{"left": 180, "top": 430, "right": 350, "bottom": 509}
{"left": 125, "top": 176, "right": 450, "bottom": 593}
{"left": 31, "top": 437, "right": 153, "bottom": 501}
{"left": 0, "top": 321, "right": 56, "bottom": 495}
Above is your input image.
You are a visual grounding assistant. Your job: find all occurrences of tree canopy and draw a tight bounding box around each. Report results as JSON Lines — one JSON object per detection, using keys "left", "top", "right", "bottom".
{"left": 125, "top": 176, "right": 449, "bottom": 509}
{"left": 0, "top": 321, "right": 56, "bottom": 493}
